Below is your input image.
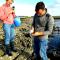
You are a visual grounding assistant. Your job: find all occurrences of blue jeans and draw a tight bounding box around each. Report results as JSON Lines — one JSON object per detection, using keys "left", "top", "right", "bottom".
{"left": 33, "top": 36, "right": 48, "bottom": 60}
{"left": 3, "top": 23, "right": 15, "bottom": 45}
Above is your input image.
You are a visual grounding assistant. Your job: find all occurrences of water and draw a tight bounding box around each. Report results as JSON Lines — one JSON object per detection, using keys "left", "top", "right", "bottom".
{"left": 53, "top": 19, "right": 60, "bottom": 35}
{"left": 54, "top": 19, "right": 60, "bottom": 27}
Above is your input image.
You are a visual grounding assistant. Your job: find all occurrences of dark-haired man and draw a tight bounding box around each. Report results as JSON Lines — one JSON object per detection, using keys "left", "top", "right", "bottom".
{"left": 30, "top": 2, "right": 54, "bottom": 60}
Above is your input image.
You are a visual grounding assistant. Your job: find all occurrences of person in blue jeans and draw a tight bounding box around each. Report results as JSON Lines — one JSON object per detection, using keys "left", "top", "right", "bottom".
{"left": 30, "top": 2, "right": 54, "bottom": 60}
{"left": 0, "top": 0, "right": 17, "bottom": 56}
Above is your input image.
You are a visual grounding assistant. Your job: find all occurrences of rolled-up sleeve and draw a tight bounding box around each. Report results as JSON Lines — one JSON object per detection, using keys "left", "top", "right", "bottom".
{"left": 0, "top": 7, "right": 7, "bottom": 21}
{"left": 0, "top": 7, "right": 4, "bottom": 20}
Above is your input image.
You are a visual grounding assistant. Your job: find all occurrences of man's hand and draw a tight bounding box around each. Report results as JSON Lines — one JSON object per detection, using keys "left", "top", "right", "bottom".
{"left": 30, "top": 27, "right": 34, "bottom": 34}
{"left": 32, "top": 32, "right": 44, "bottom": 36}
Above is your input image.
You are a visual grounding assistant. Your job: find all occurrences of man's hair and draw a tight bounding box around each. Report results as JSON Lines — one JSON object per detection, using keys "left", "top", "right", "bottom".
{"left": 6, "top": 0, "right": 14, "bottom": 2}
{"left": 35, "top": 2, "right": 45, "bottom": 11}
{"left": 6, "top": 0, "right": 8, "bottom": 1}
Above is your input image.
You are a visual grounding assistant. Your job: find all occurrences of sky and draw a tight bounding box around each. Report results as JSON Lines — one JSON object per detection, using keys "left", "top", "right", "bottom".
{"left": 0, "top": 0, "right": 60, "bottom": 16}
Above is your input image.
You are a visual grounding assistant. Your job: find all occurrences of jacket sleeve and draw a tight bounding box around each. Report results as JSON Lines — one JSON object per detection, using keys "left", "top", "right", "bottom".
{"left": 0, "top": 7, "right": 7, "bottom": 21}
{"left": 44, "top": 16, "right": 54, "bottom": 35}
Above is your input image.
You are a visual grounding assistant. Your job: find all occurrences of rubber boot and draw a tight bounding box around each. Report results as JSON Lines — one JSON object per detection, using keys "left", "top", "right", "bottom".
{"left": 5, "top": 44, "right": 12, "bottom": 56}
{"left": 10, "top": 42, "right": 17, "bottom": 52}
